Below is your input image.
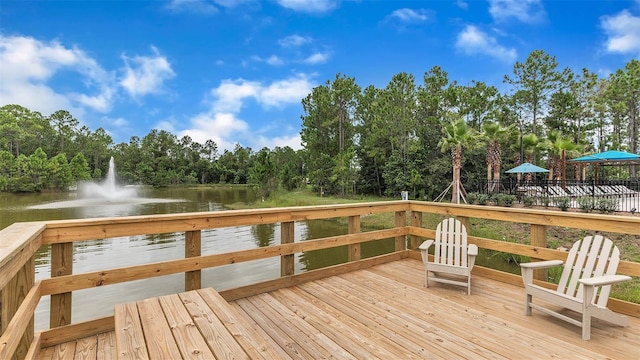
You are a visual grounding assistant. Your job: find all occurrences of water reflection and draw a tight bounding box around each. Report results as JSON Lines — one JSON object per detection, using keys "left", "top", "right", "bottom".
{"left": 251, "top": 223, "right": 275, "bottom": 247}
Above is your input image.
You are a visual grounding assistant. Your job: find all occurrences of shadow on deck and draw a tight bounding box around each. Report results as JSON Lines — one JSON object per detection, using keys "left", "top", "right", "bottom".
{"left": 37, "top": 258, "right": 639, "bottom": 359}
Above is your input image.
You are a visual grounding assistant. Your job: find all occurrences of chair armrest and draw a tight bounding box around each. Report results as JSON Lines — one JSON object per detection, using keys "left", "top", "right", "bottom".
{"left": 418, "top": 240, "right": 434, "bottom": 264}
{"left": 418, "top": 240, "right": 434, "bottom": 251}
{"left": 467, "top": 244, "right": 478, "bottom": 256}
{"left": 579, "top": 275, "right": 632, "bottom": 287}
{"left": 520, "top": 260, "right": 564, "bottom": 269}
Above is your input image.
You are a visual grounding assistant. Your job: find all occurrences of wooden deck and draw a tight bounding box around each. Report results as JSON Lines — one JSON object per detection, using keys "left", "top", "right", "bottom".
{"left": 37, "top": 258, "right": 640, "bottom": 359}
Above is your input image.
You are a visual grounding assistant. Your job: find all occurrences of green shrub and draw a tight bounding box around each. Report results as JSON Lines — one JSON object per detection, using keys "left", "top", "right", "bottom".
{"left": 466, "top": 192, "right": 478, "bottom": 205}
{"left": 597, "top": 198, "right": 618, "bottom": 214}
{"left": 577, "top": 196, "right": 595, "bottom": 213}
{"left": 542, "top": 197, "right": 551, "bottom": 207}
{"left": 476, "top": 193, "right": 489, "bottom": 205}
{"left": 501, "top": 194, "right": 517, "bottom": 207}
{"left": 556, "top": 197, "right": 571, "bottom": 211}
{"left": 523, "top": 196, "right": 535, "bottom": 207}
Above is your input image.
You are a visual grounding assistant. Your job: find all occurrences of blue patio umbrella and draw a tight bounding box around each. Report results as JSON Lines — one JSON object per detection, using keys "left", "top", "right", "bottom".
{"left": 570, "top": 150, "right": 640, "bottom": 162}
{"left": 505, "top": 162, "right": 549, "bottom": 173}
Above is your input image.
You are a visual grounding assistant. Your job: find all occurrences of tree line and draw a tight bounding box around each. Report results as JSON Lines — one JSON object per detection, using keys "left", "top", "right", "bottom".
{"left": 1, "top": 50, "right": 638, "bottom": 201}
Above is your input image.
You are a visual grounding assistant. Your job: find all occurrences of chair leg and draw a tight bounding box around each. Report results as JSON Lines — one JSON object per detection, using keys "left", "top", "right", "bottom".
{"left": 425, "top": 269, "right": 429, "bottom": 288}
{"left": 582, "top": 313, "right": 591, "bottom": 340}
{"left": 525, "top": 293, "right": 532, "bottom": 316}
{"left": 467, "top": 275, "right": 471, "bottom": 295}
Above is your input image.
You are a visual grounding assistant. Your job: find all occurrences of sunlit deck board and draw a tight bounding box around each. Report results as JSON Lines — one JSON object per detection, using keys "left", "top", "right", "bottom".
{"left": 39, "top": 258, "right": 639, "bottom": 359}
{"left": 229, "top": 258, "right": 639, "bottom": 359}
{"left": 37, "top": 332, "right": 116, "bottom": 360}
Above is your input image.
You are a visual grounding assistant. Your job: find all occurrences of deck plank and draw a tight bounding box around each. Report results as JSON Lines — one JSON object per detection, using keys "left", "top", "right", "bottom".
{"left": 235, "top": 297, "right": 313, "bottom": 359}
{"left": 256, "top": 292, "right": 357, "bottom": 359}
{"left": 157, "top": 294, "right": 216, "bottom": 359}
{"left": 51, "top": 339, "right": 75, "bottom": 360}
{"left": 114, "top": 302, "right": 148, "bottom": 360}
{"left": 197, "top": 287, "right": 290, "bottom": 360}
{"left": 269, "top": 287, "right": 404, "bottom": 359}
{"left": 136, "top": 298, "right": 182, "bottom": 359}
{"left": 74, "top": 336, "right": 97, "bottom": 360}
{"left": 178, "top": 289, "right": 249, "bottom": 360}
{"left": 95, "top": 332, "right": 116, "bottom": 360}
{"left": 299, "top": 280, "right": 435, "bottom": 359}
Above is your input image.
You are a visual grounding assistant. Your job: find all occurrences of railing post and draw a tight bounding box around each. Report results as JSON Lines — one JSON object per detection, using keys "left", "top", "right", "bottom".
{"left": 457, "top": 216, "right": 470, "bottom": 233}
{"left": 395, "top": 211, "right": 406, "bottom": 251}
{"left": 50, "top": 242, "right": 73, "bottom": 328}
{"left": 281, "top": 221, "right": 295, "bottom": 277}
{"left": 185, "top": 230, "right": 202, "bottom": 291}
{"left": 531, "top": 224, "right": 548, "bottom": 281}
{"left": 348, "top": 215, "right": 361, "bottom": 261}
{"left": 1, "top": 255, "right": 35, "bottom": 360}
{"left": 410, "top": 211, "right": 423, "bottom": 250}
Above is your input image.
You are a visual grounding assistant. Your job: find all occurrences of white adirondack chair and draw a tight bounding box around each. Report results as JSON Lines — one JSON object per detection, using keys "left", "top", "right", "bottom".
{"left": 520, "top": 234, "right": 631, "bottom": 340}
{"left": 418, "top": 218, "right": 478, "bottom": 295}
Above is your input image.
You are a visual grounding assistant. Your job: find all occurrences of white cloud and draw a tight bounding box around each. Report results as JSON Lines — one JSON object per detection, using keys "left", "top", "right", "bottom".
{"left": 255, "top": 133, "right": 302, "bottom": 150}
{"left": 456, "top": 1, "right": 469, "bottom": 10}
{"left": 277, "top": 0, "right": 338, "bottom": 13}
{"left": 601, "top": 10, "right": 640, "bottom": 55}
{"left": 266, "top": 55, "right": 284, "bottom": 66}
{"left": 180, "top": 74, "right": 313, "bottom": 150}
{"left": 387, "top": 8, "right": 432, "bottom": 23}
{"left": 72, "top": 88, "right": 115, "bottom": 113}
{"left": 260, "top": 76, "right": 314, "bottom": 107}
{"left": 179, "top": 112, "right": 249, "bottom": 151}
{"left": 278, "top": 34, "right": 312, "bottom": 48}
{"left": 214, "top": 0, "right": 252, "bottom": 7}
{"left": 212, "top": 79, "right": 261, "bottom": 112}
{"left": 304, "top": 52, "right": 330, "bottom": 64}
{"left": 120, "top": 47, "right": 176, "bottom": 97}
{"left": 0, "top": 34, "right": 113, "bottom": 115}
{"left": 249, "top": 55, "right": 285, "bottom": 66}
{"left": 165, "top": 0, "right": 218, "bottom": 14}
{"left": 488, "top": 0, "right": 546, "bottom": 24}
{"left": 455, "top": 25, "right": 517, "bottom": 62}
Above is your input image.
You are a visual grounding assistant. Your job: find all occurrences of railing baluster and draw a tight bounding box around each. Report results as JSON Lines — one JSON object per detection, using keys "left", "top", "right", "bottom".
{"left": 395, "top": 211, "right": 406, "bottom": 251}
{"left": 348, "top": 216, "right": 361, "bottom": 261}
{"left": 50, "top": 242, "right": 73, "bottom": 328}
{"left": 185, "top": 230, "right": 202, "bottom": 291}
{"left": 410, "top": 211, "right": 422, "bottom": 250}
{"left": 281, "top": 221, "right": 295, "bottom": 277}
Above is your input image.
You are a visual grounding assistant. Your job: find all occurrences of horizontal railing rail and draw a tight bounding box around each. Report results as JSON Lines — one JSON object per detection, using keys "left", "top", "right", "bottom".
{"left": 1, "top": 201, "right": 639, "bottom": 359}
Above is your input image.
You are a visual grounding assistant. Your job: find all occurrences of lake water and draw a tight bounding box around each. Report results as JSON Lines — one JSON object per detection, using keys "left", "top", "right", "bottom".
{"left": 0, "top": 187, "right": 394, "bottom": 330}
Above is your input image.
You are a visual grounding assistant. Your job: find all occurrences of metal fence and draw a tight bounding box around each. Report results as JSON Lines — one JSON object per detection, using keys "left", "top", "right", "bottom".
{"left": 474, "top": 179, "right": 640, "bottom": 213}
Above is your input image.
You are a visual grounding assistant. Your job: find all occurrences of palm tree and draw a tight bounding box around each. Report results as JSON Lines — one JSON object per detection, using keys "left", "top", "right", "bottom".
{"left": 521, "top": 133, "right": 544, "bottom": 182}
{"left": 438, "top": 116, "right": 476, "bottom": 204}
{"left": 546, "top": 130, "right": 581, "bottom": 183}
{"left": 482, "top": 122, "right": 512, "bottom": 192}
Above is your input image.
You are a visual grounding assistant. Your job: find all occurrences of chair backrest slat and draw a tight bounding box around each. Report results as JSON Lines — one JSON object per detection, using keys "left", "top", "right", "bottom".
{"left": 556, "top": 235, "right": 620, "bottom": 306}
{"left": 434, "top": 218, "right": 467, "bottom": 267}
{"left": 598, "top": 245, "right": 620, "bottom": 307}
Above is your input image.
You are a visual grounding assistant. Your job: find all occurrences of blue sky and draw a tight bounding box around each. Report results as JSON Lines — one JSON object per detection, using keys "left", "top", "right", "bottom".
{"left": 1, "top": 0, "right": 639, "bottom": 152}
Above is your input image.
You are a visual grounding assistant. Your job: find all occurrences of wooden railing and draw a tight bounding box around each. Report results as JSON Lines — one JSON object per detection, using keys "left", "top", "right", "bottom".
{"left": 1, "top": 201, "right": 639, "bottom": 359}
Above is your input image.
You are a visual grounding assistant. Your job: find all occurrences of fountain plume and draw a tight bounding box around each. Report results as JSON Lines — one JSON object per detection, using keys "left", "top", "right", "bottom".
{"left": 78, "top": 157, "right": 137, "bottom": 201}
